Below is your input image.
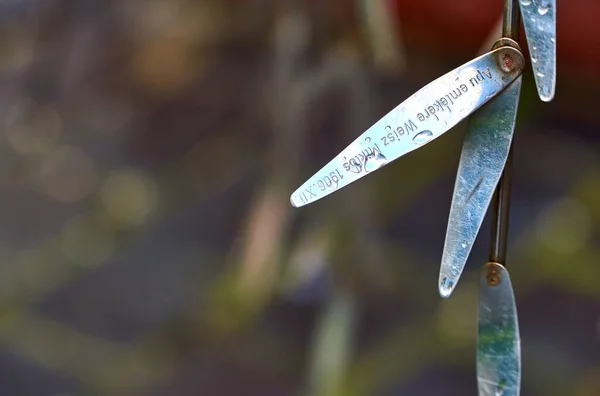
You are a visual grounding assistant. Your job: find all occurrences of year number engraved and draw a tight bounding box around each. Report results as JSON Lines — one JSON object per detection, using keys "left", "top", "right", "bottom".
{"left": 316, "top": 170, "right": 344, "bottom": 191}
{"left": 290, "top": 46, "right": 525, "bottom": 208}
{"left": 294, "top": 169, "right": 344, "bottom": 204}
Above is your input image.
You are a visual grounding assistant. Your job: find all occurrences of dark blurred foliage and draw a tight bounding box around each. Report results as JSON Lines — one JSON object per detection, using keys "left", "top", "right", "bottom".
{"left": 0, "top": 0, "right": 598, "bottom": 395}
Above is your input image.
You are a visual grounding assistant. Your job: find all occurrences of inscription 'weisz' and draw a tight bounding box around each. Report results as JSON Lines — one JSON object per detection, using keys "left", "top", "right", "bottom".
{"left": 384, "top": 67, "right": 494, "bottom": 148}
{"left": 290, "top": 46, "right": 524, "bottom": 208}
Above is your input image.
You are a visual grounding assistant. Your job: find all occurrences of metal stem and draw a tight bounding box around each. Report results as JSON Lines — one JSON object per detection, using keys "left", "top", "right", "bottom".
{"left": 502, "top": 0, "right": 520, "bottom": 39}
{"left": 490, "top": 0, "right": 520, "bottom": 265}
{"left": 490, "top": 149, "right": 513, "bottom": 264}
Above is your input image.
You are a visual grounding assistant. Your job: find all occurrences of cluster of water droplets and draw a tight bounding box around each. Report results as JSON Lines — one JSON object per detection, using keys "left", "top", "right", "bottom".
{"left": 531, "top": 46, "right": 544, "bottom": 78}
{"left": 519, "top": 0, "right": 550, "bottom": 15}
{"left": 537, "top": 0, "right": 550, "bottom": 15}
{"left": 520, "top": 0, "right": 555, "bottom": 101}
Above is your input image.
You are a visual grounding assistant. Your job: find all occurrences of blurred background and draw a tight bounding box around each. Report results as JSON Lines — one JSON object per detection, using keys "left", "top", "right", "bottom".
{"left": 0, "top": 0, "right": 598, "bottom": 395}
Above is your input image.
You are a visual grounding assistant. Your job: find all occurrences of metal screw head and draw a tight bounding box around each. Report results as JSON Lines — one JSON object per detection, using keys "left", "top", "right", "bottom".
{"left": 485, "top": 262, "right": 503, "bottom": 287}
{"left": 501, "top": 53, "right": 514, "bottom": 72}
{"left": 492, "top": 38, "right": 524, "bottom": 74}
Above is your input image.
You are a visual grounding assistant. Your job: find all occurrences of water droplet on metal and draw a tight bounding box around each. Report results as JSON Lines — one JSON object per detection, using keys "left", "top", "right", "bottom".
{"left": 536, "top": 70, "right": 545, "bottom": 78}
{"left": 520, "top": 0, "right": 532, "bottom": 5}
{"left": 364, "top": 150, "right": 387, "bottom": 172}
{"left": 540, "top": 85, "right": 552, "bottom": 101}
{"left": 538, "top": 0, "right": 550, "bottom": 15}
{"left": 461, "top": 242, "right": 468, "bottom": 249}
{"left": 412, "top": 130, "right": 434, "bottom": 144}
{"left": 439, "top": 277, "right": 455, "bottom": 298}
{"left": 550, "top": 36, "right": 556, "bottom": 43}
{"left": 531, "top": 56, "right": 538, "bottom": 63}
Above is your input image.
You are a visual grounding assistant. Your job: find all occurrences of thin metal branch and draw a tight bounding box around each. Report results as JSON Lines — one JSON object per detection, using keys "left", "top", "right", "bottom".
{"left": 490, "top": 0, "right": 520, "bottom": 265}
{"left": 502, "top": 0, "right": 521, "bottom": 39}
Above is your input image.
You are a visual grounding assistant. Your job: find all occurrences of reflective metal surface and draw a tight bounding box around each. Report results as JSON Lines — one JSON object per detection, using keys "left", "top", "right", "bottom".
{"left": 439, "top": 76, "right": 522, "bottom": 298}
{"left": 290, "top": 46, "right": 524, "bottom": 208}
{"left": 477, "top": 263, "right": 521, "bottom": 396}
{"left": 519, "top": 0, "right": 556, "bottom": 102}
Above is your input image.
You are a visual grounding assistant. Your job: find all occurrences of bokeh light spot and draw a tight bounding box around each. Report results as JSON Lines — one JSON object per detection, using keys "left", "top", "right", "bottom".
{"left": 60, "top": 215, "right": 115, "bottom": 267}
{"left": 5, "top": 101, "right": 62, "bottom": 155}
{"left": 38, "top": 146, "right": 97, "bottom": 203}
{"left": 536, "top": 197, "right": 592, "bottom": 255}
{"left": 100, "top": 169, "right": 158, "bottom": 227}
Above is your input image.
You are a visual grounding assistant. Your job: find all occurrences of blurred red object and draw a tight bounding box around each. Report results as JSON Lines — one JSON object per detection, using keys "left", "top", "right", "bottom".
{"left": 393, "top": 0, "right": 600, "bottom": 80}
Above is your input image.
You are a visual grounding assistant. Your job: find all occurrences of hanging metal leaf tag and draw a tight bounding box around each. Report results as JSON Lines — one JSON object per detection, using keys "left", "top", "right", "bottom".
{"left": 439, "top": 74, "right": 522, "bottom": 298}
{"left": 519, "top": 0, "right": 556, "bottom": 101}
{"left": 291, "top": 46, "right": 524, "bottom": 208}
{"left": 477, "top": 263, "right": 521, "bottom": 396}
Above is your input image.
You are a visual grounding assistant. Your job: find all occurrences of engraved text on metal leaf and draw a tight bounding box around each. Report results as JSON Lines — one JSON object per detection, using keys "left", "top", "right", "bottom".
{"left": 290, "top": 46, "right": 524, "bottom": 207}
